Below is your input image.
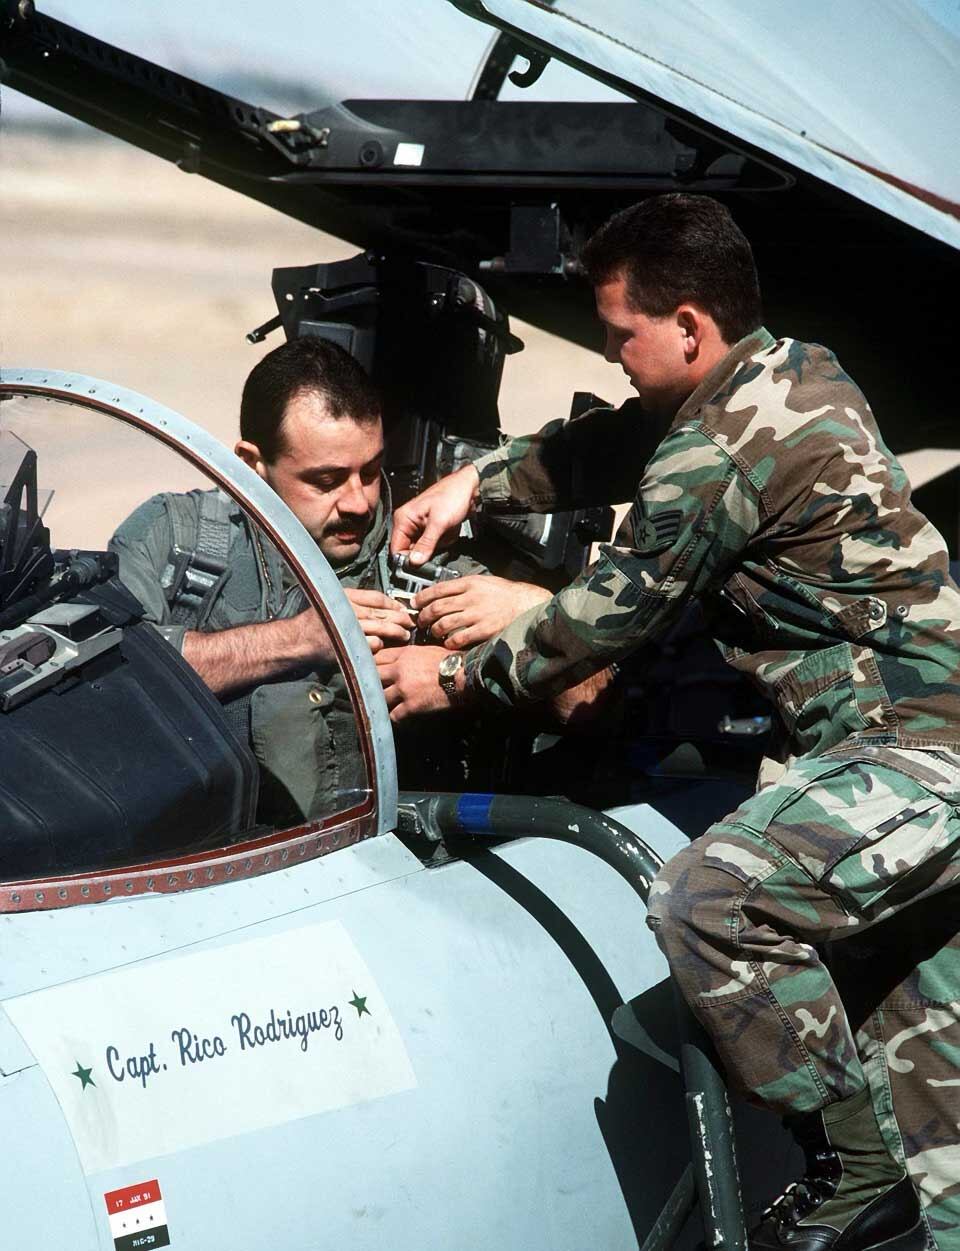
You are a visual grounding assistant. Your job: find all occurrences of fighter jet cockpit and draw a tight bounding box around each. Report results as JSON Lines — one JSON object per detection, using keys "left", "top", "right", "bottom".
{"left": 0, "top": 379, "right": 388, "bottom": 884}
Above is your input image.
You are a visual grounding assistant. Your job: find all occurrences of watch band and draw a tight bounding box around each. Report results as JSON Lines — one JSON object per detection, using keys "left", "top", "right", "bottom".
{"left": 438, "top": 652, "right": 465, "bottom": 697}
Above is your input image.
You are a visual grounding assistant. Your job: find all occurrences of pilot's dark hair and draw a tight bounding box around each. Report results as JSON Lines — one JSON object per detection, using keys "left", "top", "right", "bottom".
{"left": 240, "top": 335, "right": 381, "bottom": 462}
{"left": 579, "top": 193, "right": 763, "bottom": 344}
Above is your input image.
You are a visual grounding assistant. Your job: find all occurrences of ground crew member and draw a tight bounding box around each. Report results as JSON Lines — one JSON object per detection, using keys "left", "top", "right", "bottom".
{"left": 377, "top": 193, "right": 960, "bottom": 1251}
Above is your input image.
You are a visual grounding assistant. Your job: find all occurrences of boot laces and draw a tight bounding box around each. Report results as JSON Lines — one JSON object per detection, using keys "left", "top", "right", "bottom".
{"left": 762, "top": 1170, "right": 836, "bottom": 1227}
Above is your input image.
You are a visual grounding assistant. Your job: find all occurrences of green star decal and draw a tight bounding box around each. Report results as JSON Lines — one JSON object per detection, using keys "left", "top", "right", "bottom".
{"left": 71, "top": 1061, "right": 95, "bottom": 1091}
{"left": 349, "top": 990, "right": 371, "bottom": 1018}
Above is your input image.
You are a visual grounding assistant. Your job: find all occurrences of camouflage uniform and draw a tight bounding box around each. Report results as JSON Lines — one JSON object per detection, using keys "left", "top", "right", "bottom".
{"left": 829, "top": 885, "right": 960, "bottom": 1244}
{"left": 464, "top": 329, "right": 960, "bottom": 1243}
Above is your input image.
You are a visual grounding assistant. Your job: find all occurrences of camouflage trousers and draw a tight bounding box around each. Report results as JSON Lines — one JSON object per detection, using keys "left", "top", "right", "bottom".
{"left": 647, "top": 745, "right": 960, "bottom": 1245}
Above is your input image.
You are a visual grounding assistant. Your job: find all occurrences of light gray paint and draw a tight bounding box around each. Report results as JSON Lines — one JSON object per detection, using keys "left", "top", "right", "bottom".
{"left": 0, "top": 821, "right": 689, "bottom": 1251}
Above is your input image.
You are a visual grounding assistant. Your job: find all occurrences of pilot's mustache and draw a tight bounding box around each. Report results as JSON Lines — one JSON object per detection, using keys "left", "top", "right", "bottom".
{"left": 324, "top": 517, "right": 368, "bottom": 539}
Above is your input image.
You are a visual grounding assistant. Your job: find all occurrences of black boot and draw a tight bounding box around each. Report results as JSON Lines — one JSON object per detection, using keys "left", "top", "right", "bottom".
{"left": 750, "top": 1087, "right": 926, "bottom": 1251}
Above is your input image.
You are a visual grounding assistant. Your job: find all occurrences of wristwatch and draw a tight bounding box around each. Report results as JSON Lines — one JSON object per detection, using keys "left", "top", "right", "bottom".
{"left": 438, "top": 651, "right": 465, "bottom": 698}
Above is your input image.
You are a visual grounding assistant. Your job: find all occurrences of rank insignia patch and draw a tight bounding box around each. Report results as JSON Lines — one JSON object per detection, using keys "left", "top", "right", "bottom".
{"left": 632, "top": 509, "right": 683, "bottom": 555}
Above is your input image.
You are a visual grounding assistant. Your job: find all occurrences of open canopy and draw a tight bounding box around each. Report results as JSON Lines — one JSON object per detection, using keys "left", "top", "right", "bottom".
{"left": 450, "top": 0, "right": 960, "bottom": 249}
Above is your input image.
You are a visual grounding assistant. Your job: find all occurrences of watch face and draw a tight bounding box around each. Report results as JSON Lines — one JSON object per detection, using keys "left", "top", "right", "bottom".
{"left": 439, "top": 654, "right": 462, "bottom": 678}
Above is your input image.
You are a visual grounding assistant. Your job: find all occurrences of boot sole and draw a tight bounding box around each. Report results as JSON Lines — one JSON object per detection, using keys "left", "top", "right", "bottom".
{"left": 748, "top": 1218, "right": 928, "bottom": 1251}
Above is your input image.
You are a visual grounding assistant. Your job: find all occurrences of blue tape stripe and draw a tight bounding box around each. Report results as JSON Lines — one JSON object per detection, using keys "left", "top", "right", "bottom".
{"left": 456, "top": 793, "right": 495, "bottom": 833}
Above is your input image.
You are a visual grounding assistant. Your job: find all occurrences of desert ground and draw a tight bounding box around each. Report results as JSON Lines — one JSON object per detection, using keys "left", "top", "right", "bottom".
{"left": 0, "top": 125, "right": 634, "bottom": 549}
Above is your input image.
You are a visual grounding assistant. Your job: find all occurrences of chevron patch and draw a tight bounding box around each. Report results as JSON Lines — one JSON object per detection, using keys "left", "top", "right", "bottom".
{"left": 632, "top": 509, "right": 683, "bottom": 555}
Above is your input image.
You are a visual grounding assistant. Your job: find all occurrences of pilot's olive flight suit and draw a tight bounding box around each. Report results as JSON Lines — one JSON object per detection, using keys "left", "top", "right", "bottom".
{"left": 460, "top": 329, "right": 960, "bottom": 1243}
{"left": 110, "top": 489, "right": 390, "bottom": 823}
{"left": 112, "top": 486, "right": 486, "bottom": 825}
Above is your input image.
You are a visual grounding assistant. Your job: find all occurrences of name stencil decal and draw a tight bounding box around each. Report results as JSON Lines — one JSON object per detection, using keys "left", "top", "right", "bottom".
{"left": 6, "top": 921, "right": 417, "bottom": 1173}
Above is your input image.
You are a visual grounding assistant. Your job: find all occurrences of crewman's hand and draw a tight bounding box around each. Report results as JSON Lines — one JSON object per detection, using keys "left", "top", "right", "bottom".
{"left": 375, "top": 645, "right": 465, "bottom": 721}
{"left": 390, "top": 463, "right": 480, "bottom": 566}
{"left": 415, "top": 575, "right": 551, "bottom": 649}
{"left": 343, "top": 588, "right": 415, "bottom": 653}
{"left": 547, "top": 666, "right": 619, "bottom": 727}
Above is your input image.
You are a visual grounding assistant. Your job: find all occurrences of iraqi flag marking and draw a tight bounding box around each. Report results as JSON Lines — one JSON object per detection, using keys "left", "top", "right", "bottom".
{"left": 104, "top": 1179, "right": 171, "bottom": 1250}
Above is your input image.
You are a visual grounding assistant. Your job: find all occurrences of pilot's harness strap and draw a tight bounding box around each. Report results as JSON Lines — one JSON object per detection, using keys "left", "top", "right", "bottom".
{"left": 161, "top": 489, "right": 234, "bottom": 628}
{"left": 375, "top": 542, "right": 391, "bottom": 595}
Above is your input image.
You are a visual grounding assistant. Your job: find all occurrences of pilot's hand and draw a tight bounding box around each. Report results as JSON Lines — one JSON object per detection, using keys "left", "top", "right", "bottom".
{"left": 415, "top": 575, "right": 551, "bottom": 649}
{"left": 390, "top": 463, "right": 480, "bottom": 566}
{"left": 375, "top": 645, "right": 464, "bottom": 721}
{"left": 344, "top": 588, "right": 415, "bottom": 652}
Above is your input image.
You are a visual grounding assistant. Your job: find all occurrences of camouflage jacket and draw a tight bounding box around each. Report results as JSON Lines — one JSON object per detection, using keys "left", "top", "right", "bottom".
{"left": 464, "top": 328, "right": 960, "bottom": 767}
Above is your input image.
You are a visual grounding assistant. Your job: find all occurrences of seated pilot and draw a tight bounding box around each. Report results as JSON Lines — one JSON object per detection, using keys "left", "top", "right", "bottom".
{"left": 110, "top": 337, "right": 544, "bottom": 821}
